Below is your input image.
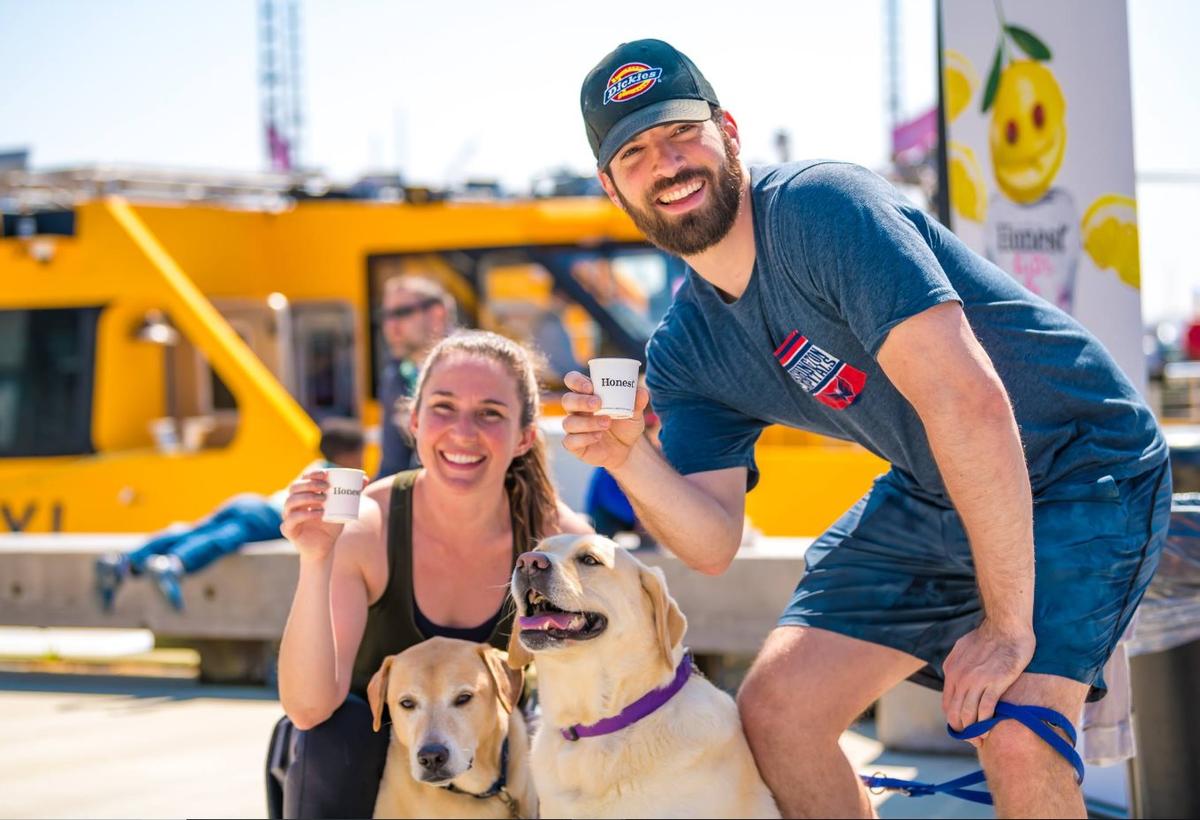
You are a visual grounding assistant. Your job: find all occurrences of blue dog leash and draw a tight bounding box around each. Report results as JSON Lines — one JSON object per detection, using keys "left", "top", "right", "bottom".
{"left": 859, "top": 701, "right": 1085, "bottom": 806}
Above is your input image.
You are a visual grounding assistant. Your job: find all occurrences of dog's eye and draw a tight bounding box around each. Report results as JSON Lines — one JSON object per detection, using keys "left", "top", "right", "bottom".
{"left": 454, "top": 693, "right": 473, "bottom": 706}
{"left": 399, "top": 698, "right": 416, "bottom": 710}
{"left": 578, "top": 553, "right": 601, "bottom": 567}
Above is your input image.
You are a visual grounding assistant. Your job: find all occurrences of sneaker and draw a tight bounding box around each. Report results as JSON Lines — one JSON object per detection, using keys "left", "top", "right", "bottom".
{"left": 145, "top": 554, "right": 186, "bottom": 611}
{"left": 94, "top": 553, "right": 130, "bottom": 612}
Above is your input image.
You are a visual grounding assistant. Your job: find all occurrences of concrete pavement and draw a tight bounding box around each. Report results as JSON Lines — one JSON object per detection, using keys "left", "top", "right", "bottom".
{"left": 0, "top": 669, "right": 992, "bottom": 820}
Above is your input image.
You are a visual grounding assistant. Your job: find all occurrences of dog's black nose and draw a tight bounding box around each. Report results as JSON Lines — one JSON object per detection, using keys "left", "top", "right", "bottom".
{"left": 516, "top": 551, "right": 550, "bottom": 576}
{"left": 417, "top": 743, "right": 449, "bottom": 772}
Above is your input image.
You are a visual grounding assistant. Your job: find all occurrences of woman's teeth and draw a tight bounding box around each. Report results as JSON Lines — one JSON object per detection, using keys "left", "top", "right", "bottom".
{"left": 442, "top": 452, "right": 484, "bottom": 465}
{"left": 658, "top": 180, "right": 703, "bottom": 204}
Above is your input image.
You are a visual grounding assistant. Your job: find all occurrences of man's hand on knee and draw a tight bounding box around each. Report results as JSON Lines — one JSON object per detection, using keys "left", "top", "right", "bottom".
{"left": 941, "top": 618, "right": 1036, "bottom": 735}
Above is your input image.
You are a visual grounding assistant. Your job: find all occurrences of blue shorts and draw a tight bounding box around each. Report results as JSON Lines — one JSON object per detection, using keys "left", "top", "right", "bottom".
{"left": 779, "top": 460, "right": 1171, "bottom": 701}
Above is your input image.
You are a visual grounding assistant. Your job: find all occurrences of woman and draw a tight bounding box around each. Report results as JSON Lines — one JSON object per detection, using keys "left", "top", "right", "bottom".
{"left": 268, "top": 331, "right": 592, "bottom": 819}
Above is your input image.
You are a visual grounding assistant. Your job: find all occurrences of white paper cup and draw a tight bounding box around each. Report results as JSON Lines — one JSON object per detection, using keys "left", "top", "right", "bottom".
{"left": 323, "top": 468, "right": 366, "bottom": 523}
{"left": 588, "top": 358, "right": 641, "bottom": 419}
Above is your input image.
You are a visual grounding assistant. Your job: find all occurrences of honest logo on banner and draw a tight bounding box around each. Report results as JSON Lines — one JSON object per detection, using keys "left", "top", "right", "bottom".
{"left": 774, "top": 330, "right": 867, "bottom": 411}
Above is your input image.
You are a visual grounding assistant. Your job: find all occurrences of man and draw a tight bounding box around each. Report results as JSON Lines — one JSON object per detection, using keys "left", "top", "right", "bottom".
{"left": 560, "top": 39, "right": 1170, "bottom": 818}
{"left": 375, "top": 275, "right": 455, "bottom": 478}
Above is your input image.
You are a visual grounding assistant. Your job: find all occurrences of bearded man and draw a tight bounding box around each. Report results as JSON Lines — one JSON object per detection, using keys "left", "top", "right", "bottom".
{"left": 559, "top": 38, "right": 1169, "bottom": 818}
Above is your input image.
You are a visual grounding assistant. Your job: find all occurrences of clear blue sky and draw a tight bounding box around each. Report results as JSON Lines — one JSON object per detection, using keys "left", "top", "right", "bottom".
{"left": 1, "top": 0, "right": 1197, "bottom": 319}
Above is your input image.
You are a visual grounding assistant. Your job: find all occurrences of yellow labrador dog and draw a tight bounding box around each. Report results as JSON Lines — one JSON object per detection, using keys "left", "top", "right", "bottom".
{"left": 508, "top": 533, "right": 780, "bottom": 819}
{"left": 367, "top": 637, "right": 536, "bottom": 819}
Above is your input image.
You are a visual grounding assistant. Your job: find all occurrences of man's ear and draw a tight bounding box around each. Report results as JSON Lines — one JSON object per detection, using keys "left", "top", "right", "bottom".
{"left": 480, "top": 646, "right": 525, "bottom": 714}
{"left": 597, "top": 170, "right": 623, "bottom": 209}
{"left": 367, "top": 655, "right": 396, "bottom": 733}
{"left": 719, "top": 110, "right": 741, "bottom": 156}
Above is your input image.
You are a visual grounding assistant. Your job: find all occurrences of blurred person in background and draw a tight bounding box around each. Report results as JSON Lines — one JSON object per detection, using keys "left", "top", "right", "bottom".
{"left": 532, "top": 283, "right": 586, "bottom": 384}
{"left": 94, "top": 418, "right": 364, "bottom": 612}
{"left": 267, "top": 330, "right": 591, "bottom": 819}
{"left": 375, "top": 275, "right": 456, "bottom": 478}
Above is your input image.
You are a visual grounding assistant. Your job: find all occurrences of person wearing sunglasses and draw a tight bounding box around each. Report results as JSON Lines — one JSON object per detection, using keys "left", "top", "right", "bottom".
{"left": 376, "top": 276, "right": 456, "bottom": 478}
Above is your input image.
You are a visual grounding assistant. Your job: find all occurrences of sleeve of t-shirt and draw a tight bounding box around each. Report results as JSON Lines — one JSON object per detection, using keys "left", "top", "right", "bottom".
{"left": 646, "top": 336, "right": 768, "bottom": 490}
{"left": 776, "top": 163, "right": 962, "bottom": 355}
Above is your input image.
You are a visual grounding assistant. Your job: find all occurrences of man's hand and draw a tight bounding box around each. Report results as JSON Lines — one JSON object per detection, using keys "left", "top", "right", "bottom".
{"left": 942, "top": 618, "right": 1036, "bottom": 735}
{"left": 560, "top": 371, "right": 651, "bottom": 470}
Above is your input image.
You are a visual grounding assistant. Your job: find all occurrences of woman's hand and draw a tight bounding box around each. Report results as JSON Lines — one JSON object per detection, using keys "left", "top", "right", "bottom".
{"left": 280, "top": 470, "right": 363, "bottom": 561}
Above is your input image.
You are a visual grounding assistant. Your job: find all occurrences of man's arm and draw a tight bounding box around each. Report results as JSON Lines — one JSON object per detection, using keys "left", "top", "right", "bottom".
{"left": 560, "top": 373, "right": 748, "bottom": 575}
{"left": 877, "top": 301, "right": 1036, "bottom": 728}
{"left": 614, "top": 440, "right": 748, "bottom": 575}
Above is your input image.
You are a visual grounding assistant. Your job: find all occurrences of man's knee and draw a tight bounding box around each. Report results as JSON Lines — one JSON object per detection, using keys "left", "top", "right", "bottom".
{"left": 737, "top": 657, "right": 842, "bottom": 741}
{"left": 979, "top": 719, "right": 1078, "bottom": 782}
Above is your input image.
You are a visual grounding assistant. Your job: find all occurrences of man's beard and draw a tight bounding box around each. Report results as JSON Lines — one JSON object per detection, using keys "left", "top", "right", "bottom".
{"left": 613, "top": 132, "right": 744, "bottom": 257}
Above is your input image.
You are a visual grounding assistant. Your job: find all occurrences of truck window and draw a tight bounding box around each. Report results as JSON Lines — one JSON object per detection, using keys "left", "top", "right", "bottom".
{"left": 0, "top": 307, "right": 100, "bottom": 457}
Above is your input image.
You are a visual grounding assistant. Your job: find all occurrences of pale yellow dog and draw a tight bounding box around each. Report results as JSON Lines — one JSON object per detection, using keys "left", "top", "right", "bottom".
{"left": 508, "top": 533, "right": 780, "bottom": 819}
{"left": 367, "top": 637, "right": 536, "bottom": 819}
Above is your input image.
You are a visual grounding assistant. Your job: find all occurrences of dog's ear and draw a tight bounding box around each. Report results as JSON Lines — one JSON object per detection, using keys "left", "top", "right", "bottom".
{"left": 367, "top": 655, "right": 395, "bottom": 733}
{"left": 506, "top": 616, "right": 534, "bottom": 670}
{"left": 480, "top": 646, "right": 525, "bottom": 714}
{"left": 639, "top": 564, "right": 687, "bottom": 672}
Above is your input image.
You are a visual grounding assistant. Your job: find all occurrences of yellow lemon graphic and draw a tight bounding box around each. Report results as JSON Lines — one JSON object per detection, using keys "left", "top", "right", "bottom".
{"left": 989, "top": 60, "right": 1066, "bottom": 205}
{"left": 943, "top": 50, "right": 978, "bottom": 122}
{"left": 1082, "top": 194, "right": 1140, "bottom": 289}
{"left": 948, "top": 142, "right": 988, "bottom": 223}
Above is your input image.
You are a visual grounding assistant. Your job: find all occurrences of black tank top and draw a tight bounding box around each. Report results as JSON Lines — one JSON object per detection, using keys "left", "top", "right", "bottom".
{"left": 349, "top": 470, "right": 518, "bottom": 697}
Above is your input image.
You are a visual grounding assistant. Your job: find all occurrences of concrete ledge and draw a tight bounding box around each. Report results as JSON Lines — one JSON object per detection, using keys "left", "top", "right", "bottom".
{"left": 0, "top": 536, "right": 298, "bottom": 640}
{"left": 0, "top": 536, "right": 812, "bottom": 658}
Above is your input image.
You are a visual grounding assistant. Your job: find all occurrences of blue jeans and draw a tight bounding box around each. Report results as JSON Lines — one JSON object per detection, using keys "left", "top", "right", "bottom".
{"left": 780, "top": 460, "right": 1172, "bottom": 701}
{"left": 126, "top": 495, "right": 284, "bottom": 574}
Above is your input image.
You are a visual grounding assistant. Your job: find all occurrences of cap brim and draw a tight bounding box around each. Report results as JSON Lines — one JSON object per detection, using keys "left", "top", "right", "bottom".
{"left": 598, "top": 99, "right": 712, "bottom": 168}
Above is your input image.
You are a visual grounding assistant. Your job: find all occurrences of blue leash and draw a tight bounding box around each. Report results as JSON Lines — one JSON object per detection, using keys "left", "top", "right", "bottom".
{"left": 859, "top": 701, "right": 1085, "bottom": 806}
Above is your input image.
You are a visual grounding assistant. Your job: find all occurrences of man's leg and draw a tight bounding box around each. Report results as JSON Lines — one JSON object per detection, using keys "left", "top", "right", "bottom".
{"left": 737, "top": 625, "right": 925, "bottom": 819}
{"left": 978, "top": 672, "right": 1088, "bottom": 819}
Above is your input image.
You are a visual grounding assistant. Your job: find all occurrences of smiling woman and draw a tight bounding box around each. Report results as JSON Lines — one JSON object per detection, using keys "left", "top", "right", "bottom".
{"left": 267, "top": 330, "right": 592, "bottom": 819}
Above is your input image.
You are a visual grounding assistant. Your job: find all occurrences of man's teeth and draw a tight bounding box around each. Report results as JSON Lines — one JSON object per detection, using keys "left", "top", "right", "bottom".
{"left": 443, "top": 452, "right": 484, "bottom": 465}
{"left": 658, "top": 180, "right": 703, "bottom": 204}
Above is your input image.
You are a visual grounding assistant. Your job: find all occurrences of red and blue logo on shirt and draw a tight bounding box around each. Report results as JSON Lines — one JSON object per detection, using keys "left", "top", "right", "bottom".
{"left": 774, "top": 330, "right": 866, "bottom": 410}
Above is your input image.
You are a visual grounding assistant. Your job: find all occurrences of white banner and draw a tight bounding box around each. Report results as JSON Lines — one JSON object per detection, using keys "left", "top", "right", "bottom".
{"left": 941, "top": 0, "right": 1145, "bottom": 390}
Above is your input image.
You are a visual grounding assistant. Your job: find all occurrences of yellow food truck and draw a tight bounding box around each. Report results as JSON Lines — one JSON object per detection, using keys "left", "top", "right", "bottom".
{"left": 0, "top": 169, "right": 885, "bottom": 535}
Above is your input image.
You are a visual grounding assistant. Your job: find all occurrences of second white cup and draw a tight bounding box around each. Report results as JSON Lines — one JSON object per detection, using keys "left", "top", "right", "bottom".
{"left": 588, "top": 358, "right": 641, "bottom": 419}
{"left": 323, "top": 468, "right": 366, "bottom": 523}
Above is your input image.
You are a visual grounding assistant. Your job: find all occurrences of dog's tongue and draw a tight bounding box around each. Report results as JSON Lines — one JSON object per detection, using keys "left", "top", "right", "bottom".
{"left": 519, "top": 612, "right": 584, "bottom": 631}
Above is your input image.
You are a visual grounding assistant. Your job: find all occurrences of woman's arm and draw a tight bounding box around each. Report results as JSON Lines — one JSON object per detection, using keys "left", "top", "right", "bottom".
{"left": 554, "top": 498, "right": 596, "bottom": 535}
{"left": 278, "top": 487, "right": 382, "bottom": 729}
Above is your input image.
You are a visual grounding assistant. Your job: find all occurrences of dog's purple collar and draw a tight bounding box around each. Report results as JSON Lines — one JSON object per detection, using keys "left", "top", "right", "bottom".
{"left": 560, "top": 652, "right": 695, "bottom": 741}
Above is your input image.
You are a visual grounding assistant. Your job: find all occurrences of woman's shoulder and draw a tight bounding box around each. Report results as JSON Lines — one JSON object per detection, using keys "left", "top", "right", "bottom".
{"left": 552, "top": 498, "right": 595, "bottom": 536}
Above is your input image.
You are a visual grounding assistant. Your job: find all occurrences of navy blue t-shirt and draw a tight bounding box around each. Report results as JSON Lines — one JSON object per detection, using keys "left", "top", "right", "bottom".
{"left": 646, "top": 161, "right": 1165, "bottom": 503}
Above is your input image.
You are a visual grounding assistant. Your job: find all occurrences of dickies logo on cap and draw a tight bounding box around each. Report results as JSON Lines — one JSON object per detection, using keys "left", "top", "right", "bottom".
{"left": 604, "top": 63, "right": 664, "bottom": 105}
